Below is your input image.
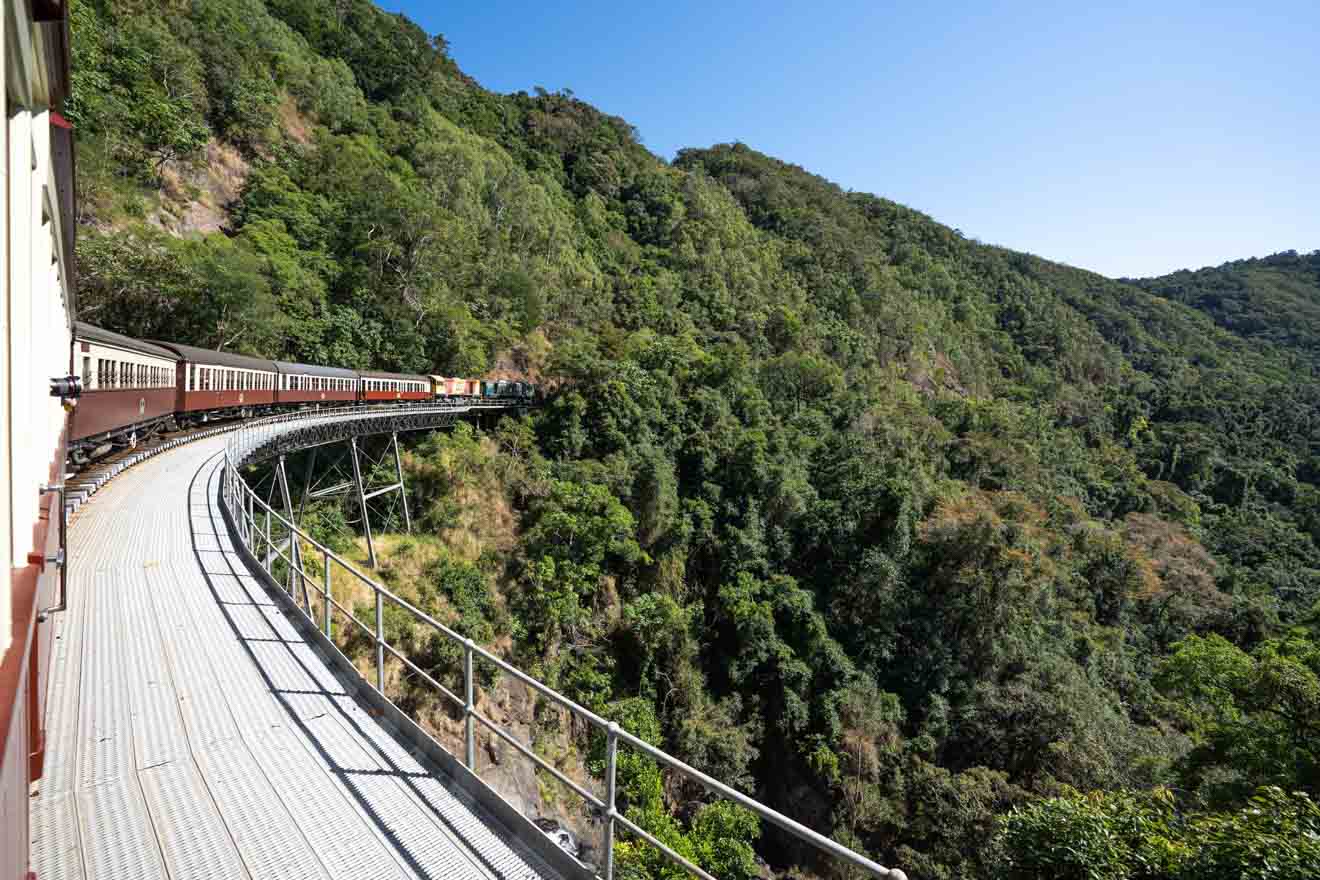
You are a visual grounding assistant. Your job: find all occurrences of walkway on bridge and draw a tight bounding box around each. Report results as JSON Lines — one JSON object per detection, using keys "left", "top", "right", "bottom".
{"left": 29, "top": 432, "right": 567, "bottom": 880}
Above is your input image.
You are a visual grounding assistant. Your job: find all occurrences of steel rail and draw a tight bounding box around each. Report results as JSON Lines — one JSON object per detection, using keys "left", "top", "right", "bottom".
{"left": 222, "top": 404, "right": 908, "bottom": 880}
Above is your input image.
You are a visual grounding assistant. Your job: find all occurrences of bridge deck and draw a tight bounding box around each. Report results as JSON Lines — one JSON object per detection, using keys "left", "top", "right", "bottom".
{"left": 30, "top": 434, "right": 564, "bottom": 880}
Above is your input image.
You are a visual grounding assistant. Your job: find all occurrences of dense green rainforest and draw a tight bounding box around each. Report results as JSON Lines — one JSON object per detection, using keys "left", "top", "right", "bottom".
{"left": 68, "top": 1, "right": 1320, "bottom": 877}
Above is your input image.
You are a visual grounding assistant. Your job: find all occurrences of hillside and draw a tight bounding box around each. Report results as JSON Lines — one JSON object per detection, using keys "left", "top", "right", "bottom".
{"left": 1135, "top": 250, "right": 1320, "bottom": 363}
{"left": 67, "top": 1, "right": 1320, "bottom": 878}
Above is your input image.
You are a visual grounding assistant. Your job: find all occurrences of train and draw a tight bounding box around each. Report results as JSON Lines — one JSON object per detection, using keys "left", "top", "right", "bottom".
{"left": 70, "top": 321, "right": 536, "bottom": 464}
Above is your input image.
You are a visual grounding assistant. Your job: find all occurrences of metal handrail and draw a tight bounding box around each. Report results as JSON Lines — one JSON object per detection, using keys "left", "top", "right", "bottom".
{"left": 221, "top": 405, "right": 907, "bottom": 880}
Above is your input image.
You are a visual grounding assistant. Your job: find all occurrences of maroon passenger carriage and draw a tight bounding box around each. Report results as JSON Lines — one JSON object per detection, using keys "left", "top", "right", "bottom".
{"left": 153, "top": 341, "right": 279, "bottom": 427}
{"left": 360, "top": 370, "right": 432, "bottom": 402}
{"left": 70, "top": 322, "right": 180, "bottom": 462}
{"left": 275, "top": 360, "right": 358, "bottom": 406}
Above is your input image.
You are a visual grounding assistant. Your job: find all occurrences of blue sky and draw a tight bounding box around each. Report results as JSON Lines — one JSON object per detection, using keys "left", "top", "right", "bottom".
{"left": 382, "top": 1, "right": 1318, "bottom": 279}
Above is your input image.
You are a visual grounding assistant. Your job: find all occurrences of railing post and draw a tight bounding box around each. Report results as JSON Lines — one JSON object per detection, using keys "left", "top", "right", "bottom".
{"left": 323, "top": 549, "right": 332, "bottom": 638}
{"left": 375, "top": 589, "right": 385, "bottom": 693}
{"left": 604, "top": 721, "right": 619, "bottom": 880}
{"left": 464, "top": 638, "right": 475, "bottom": 770}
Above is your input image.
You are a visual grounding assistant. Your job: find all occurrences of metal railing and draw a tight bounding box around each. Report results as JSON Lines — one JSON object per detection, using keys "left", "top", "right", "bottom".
{"left": 221, "top": 405, "right": 907, "bottom": 880}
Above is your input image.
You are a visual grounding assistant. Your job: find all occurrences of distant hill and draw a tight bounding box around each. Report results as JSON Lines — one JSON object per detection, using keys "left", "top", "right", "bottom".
{"left": 1134, "top": 250, "right": 1320, "bottom": 363}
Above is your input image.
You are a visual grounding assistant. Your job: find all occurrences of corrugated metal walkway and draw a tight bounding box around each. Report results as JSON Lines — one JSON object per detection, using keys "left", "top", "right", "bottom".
{"left": 30, "top": 434, "right": 564, "bottom": 880}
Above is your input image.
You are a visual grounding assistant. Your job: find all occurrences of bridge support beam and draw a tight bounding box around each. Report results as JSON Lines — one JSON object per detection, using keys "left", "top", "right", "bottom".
{"left": 392, "top": 432, "right": 412, "bottom": 534}
{"left": 346, "top": 433, "right": 411, "bottom": 567}
{"left": 349, "top": 436, "right": 377, "bottom": 568}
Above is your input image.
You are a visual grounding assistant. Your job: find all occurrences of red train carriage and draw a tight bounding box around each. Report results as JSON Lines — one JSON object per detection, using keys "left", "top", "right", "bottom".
{"left": 70, "top": 323, "right": 181, "bottom": 461}
{"left": 360, "top": 370, "right": 431, "bottom": 402}
{"left": 153, "top": 341, "right": 279, "bottom": 426}
{"left": 275, "top": 361, "right": 358, "bottom": 406}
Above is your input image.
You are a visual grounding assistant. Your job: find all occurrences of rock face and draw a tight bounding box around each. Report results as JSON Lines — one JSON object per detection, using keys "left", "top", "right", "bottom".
{"left": 150, "top": 140, "right": 249, "bottom": 236}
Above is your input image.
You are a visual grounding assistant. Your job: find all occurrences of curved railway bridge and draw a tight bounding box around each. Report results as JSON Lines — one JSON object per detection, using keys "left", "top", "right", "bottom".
{"left": 28, "top": 404, "right": 908, "bottom": 880}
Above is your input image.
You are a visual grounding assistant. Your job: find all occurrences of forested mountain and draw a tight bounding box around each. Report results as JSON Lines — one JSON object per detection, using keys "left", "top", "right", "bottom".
{"left": 67, "top": 1, "right": 1320, "bottom": 877}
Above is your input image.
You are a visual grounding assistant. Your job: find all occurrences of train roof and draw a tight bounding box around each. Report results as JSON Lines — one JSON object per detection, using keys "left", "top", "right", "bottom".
{"left": 151, "top": 340, "right": 278, "bottom": 372}
{"left": 75, "top": 322, "right": 179, "bottom": 361}
{"left": 361, "top": 370, "right": 430, "bottom": 382}
{"left": 273, "top": 360, "right": 358, "bottom": 379}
